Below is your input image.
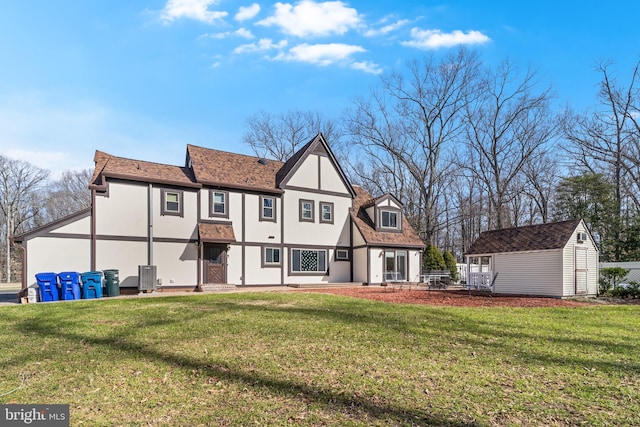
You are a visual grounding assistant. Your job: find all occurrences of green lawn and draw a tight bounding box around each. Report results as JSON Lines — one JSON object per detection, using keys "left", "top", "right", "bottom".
{"left": 1, "top": 292, "right": 639, "bottom": 426}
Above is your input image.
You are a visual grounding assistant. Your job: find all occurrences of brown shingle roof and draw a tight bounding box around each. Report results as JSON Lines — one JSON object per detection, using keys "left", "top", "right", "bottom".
{"left": 187, "top": 144, "right": 284, "bottom": 193}
{"left": 89, "top": 151, "right": 198, "bottom": 189}
{"left": 198, "top": 223, "right": 236, "bottom": 243}
{"left": 465, "top": 219, "right": 583, "bottom": 255}
{"left": 351, "top": 185, "right": 425, "bottom": 248}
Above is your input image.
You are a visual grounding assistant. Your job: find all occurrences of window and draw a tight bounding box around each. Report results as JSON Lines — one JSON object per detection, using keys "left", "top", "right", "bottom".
{"left": 161, "top": 189, "right": 183, "bottom": 217}
{"left": 263, "top": 247, "right": 281, "bottom": 266}
{"left": 335, "top": 249, "right": 349, "bottom": 261}
{"left": 381, "top": 210, "right": 399, "bottom": 229}
{"left": 384, "top": 250, "right": 407, "bottom": 281}
{"left": 292, "top": 249, "right": 327, "bottom": 273}
{"left": 299, "top": 199, "right": 314, "bottom": 222}
{"left": 320, "top": 202, "right": 334, "bottom": 224}
{"left": 210, "top": 190, "right": 228, "bottom": 218}
{"left": 260, "top": 196, "right": 276, "bottom": 222}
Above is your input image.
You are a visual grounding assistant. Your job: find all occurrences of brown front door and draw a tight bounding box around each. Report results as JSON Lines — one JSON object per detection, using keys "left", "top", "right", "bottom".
{"left": 205, "top": 243, "right": 227, "bottom": 284}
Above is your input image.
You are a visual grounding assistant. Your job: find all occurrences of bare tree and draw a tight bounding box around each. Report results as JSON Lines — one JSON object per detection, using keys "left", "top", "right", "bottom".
{"left": 243, "top": 110, "right": 342, "bottom": 161}
{"left": 462, "top": 59, "right": 557, "bottom": 230}
{"left": 41, "top": 169, "right": 92, "bottom": 221}
{"left": 345, "top": 48, "right": 481, "bottom": 243}
{"left": 561, "top": 58, "right": 640, "bottom": 260}
{"left": 0, "top": 156, "right": 49, "bottom": 282}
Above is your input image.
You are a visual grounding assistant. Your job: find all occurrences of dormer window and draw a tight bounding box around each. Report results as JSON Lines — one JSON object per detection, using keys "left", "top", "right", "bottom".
{"left": 381, "top": 209, "right": 398, "bottom": 229}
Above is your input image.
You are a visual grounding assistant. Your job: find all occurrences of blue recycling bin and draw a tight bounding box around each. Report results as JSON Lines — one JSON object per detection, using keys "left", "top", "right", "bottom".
{"left": 80, "top": 271, "right": 103, "bottom": 299}
{"left": 35, "top": 272, "right": 60, "bottom": 302}
{"left": 57, "top": 271, "right": 81, "bottom": 300}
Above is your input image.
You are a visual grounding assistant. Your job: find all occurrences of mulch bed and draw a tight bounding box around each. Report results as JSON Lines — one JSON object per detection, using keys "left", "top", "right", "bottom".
{"left": 301, "top": 286, "right": 592, "bottom": 308}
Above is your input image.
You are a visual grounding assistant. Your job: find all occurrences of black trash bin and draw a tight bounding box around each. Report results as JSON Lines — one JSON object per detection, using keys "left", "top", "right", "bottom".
{"left": 103, "top": 269, "right": 120, "bottom": 297}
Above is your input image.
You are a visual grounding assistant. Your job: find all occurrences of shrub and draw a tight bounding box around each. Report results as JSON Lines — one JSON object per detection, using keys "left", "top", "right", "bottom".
{"left": 599, "top": 267, "right": 630, "bottom": 296}
{"left": 423, "top": 244, "right": 445, "bottom": 271}
{"left": 443, "top": 251, "right": 459, "bottom": 282}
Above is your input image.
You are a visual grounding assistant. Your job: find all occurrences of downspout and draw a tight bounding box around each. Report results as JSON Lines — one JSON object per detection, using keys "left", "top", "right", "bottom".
{"left": 148, "top": 183, "right": 153, "bottom": 265}
{"left": 91, "top": 189, "right": 96, "bottom": 271}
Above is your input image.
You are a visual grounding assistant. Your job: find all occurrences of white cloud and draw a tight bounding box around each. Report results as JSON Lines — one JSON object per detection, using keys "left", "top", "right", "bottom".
{"left": 350, "top": 61, "right": 382, "bottom": 74}
{"left": 234, "top": 38, "right": 288, "bottom": 54}
{"left": 257, "top": 1, "right": 361, "bottom": 37}
{"left": 203, "top": 28, "right": 254, "bottom": 39}
{"left": 274, "top": 43, "right": 365, "bottom": 66}
{"left": 235, "top": 3, "right": 261, "bottom": 21}
{"left": 364, "top": 19, "right": 409, "bottom": 37}
{"left": 161, "top": 0, "right": 227, "bottom": 24}
{"left": 402, "top": 28, "right": 490, "bottom": 49}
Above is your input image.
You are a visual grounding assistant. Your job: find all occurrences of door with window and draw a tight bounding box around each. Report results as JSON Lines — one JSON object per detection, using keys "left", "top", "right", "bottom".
{"left": 384, "top": 250, "right": 407, "bottom": 281}
{"left": 205, "top": 243, "right": 227, "bottom": 284}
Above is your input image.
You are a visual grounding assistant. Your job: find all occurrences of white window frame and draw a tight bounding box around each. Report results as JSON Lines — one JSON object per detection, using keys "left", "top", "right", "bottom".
{"left": 381, "top": 209, "right": 399, "bottom": 229}
{"left": 261, "top": 196, "right": 276, "bottom": 222}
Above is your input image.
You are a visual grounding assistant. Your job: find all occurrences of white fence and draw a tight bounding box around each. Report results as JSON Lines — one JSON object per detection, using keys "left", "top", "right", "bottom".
{"left": 600, "top": 262, "right": 640, "bottom": 283}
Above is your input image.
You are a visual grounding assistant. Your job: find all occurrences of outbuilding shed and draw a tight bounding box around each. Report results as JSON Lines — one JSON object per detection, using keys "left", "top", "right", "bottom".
{"left": 464, "top": 219, "right": 599, "bottom": 297}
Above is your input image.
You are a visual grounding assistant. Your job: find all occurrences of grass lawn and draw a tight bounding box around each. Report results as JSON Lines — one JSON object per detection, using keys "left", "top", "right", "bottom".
{"left": 1, "top": 292, "right": 639, "bottom": 426}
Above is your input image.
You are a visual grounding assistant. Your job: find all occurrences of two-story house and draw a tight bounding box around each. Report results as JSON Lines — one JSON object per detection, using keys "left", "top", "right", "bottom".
{"left": 15, "top": 134, "right": 425, "bottom": 291}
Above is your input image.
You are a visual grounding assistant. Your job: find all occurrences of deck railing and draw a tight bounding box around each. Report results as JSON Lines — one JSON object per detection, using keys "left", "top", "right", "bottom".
{"left": 467, "top": 271, "right": 493, "bottom": 290}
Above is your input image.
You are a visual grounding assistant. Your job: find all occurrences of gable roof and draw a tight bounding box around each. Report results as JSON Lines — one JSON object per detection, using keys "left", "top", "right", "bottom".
{"left": 276, "top": 133, "right": 356, "bottom": 198}
{"left": 187, "top": 144, "right": 284, "bottom": 193}
{"left": 350, "top": 185, "right": 424, "bottom": 249}
{"left": 465, "top": 219, "right": 584, "bottom": 255}
{"left": 89, "top": 151, "right": 199, "bottom": 190}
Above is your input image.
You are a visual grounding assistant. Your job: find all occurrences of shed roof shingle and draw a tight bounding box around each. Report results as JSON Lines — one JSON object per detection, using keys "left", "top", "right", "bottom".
{"left": 465, "top": 219, "right": 583, "bottom": 255}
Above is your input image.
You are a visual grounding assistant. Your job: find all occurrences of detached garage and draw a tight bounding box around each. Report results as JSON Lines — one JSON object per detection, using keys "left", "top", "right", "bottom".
{"left": 464, "top": 219, "right": 599, "bottom": 297}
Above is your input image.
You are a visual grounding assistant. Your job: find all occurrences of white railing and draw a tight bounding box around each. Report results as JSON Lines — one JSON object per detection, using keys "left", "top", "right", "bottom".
{"left": 467, "top": 272, "right": 493, "bottom": 290}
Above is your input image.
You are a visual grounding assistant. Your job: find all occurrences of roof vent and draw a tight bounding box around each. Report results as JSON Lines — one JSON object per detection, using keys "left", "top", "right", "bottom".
{"left": 258, "top": 158, "right": 268, "bottom": 165}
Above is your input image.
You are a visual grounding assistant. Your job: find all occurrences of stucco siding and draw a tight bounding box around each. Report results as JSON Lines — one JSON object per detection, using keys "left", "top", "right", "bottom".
{"left": 319, "top": 156, "right": 349, "bottom": 194}
{"left": 353, "top": 226, "right": 365, "bottom": 247}
{"left": 493, "top": 250, "right": 563, "bottom": 296}
{"left": 153, "top": 241, "right": 197, "bottom": 286}
{"left": 96, "top": 240, "right": 147, "bottom": 288}
{"left": 353, "top": 247, "right": 368, "bottom": 283}
{"left": 153, "top": 188, "right": 198, "bottom": 239}
{"left": 244, "top": 194, "right": 281, "bottom": 243}
{"left": 241, "top": 246, "right": 280, "bottom": 285}
{"left": 54, "top": 216, "right": 91, "bottom": 234}
{"left": 283, "top": 190, "right": 351, "bottom": 246}
{"left": 225, "top": 244, "right": 243, "bottom": 285}
{"left": 369, "top": 248, "right": 384, "bottom": 284}
{"left": 286, "top": 155, "right": 318, "bottom": 189}
{"left": 95, "top": 182, "right": 147, "bottom": 237}
{"left": 25, "top": 238, "right": 91, "bottom": 286}
{"left": 408, "top": 250, "right": 422, "bottom": 282}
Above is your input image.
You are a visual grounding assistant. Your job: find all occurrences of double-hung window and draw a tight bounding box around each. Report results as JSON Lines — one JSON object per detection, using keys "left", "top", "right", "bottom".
{"left": 320, "top": 202, "right": 333, "bottom": 224}
{"left": 210, "top": 191, "right": 228, "bottom": 218}
{"left": 261, "top": 196, "right": 275, "bottom": 222}
{"left": 300, "top": 200, "right": 314, "bottom": 222}
{"left": 291, "top": 249, "right": 327, "bottom": 274}
{"left": 161, "top": 189, "right": 183, "bottom": 217}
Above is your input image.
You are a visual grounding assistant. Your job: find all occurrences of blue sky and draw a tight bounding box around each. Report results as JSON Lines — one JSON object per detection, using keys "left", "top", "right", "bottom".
{"left": 1, "top": 0, "right": 638, "bottom": 176}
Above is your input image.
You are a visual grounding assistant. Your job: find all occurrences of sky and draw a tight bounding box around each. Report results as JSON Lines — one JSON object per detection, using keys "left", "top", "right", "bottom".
{"left": 0, "top": 0, "right": 639, "bottom": 177}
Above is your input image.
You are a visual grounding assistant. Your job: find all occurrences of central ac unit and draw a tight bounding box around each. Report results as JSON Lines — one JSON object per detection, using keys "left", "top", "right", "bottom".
{"left": 138, "top": 265, "right": 157, "bottom": 291}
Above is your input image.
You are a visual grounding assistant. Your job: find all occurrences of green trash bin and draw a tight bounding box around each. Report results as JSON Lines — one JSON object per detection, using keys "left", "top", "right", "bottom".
{"left": 103, "top": 269, "right": 120, "bottom": 297}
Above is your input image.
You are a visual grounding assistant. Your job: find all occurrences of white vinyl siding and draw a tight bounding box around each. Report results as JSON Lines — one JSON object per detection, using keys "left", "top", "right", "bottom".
{"left": 493, "top": 250, "right": 563, "bottom": 297}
